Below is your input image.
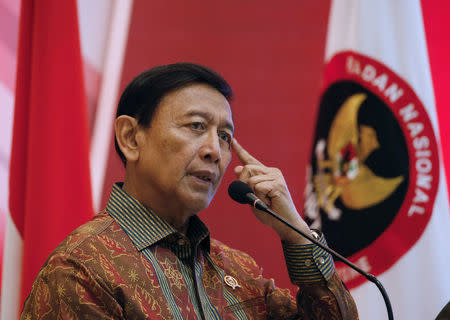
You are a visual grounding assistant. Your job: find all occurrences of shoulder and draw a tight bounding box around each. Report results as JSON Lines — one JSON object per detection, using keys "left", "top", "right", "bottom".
{"left": 54, "top": 211, "right": 117, "bottom": 254}
{"left": 42, "top": 211, "right": 135, "bottom": 272}
{"left": 22, "top": 213, "right": 128, "bottom": 319}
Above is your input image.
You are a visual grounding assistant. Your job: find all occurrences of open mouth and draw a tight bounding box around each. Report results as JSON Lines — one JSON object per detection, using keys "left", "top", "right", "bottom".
{"left": 189, "top": 171, "right": 216, "bottom": 185}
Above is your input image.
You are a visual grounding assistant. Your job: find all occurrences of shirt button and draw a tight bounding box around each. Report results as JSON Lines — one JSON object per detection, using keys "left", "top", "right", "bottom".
{"left": 177, "top": 238, "right": 186, "bottom": 246}
{"left": 304, "top": 259, "right": 312, "bottom": 266}
{"left": 318, "top": 257, "right": 325, "bottom": 265}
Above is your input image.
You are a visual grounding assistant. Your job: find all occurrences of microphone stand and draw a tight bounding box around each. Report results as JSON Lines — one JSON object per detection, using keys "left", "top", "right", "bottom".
{"left": 252, "top": 200, "right": 394, "bottom": 320}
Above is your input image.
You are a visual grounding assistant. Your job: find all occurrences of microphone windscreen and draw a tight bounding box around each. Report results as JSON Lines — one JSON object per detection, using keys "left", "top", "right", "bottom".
{"left": 228, "top": 180, "right": 253, "bottom": 204}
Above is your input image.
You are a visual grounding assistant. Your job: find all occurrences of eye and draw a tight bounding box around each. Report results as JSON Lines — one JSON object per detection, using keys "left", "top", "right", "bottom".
{"left": 219, "top": 131, "right": 232, "bottom": 145}
{"left": 190, "top": 122, "right": 205, "bottom": 131}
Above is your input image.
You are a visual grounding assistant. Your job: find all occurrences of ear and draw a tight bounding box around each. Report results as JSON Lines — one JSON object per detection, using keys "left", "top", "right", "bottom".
{"left": 114, "top": 115, "right": 141, "bottom": 163}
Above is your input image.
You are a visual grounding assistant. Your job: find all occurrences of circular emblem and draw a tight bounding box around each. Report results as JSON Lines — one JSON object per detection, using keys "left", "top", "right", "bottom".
{"left": 304, "top": 51, "right": 439, "bottom": 288}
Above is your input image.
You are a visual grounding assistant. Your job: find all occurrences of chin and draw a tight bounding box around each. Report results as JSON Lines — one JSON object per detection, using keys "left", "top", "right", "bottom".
{"left": 175, "top": 186, "right": 216, "bottom": 213}
{"left": 191, "top": 199, "right": 212, "bottom": 213}
{"left": 183, "top": 195, "right": 213, "bottom": 214}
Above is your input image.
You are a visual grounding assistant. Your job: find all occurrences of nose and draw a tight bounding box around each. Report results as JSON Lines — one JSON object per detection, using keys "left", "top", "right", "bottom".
{"left": 200, "top": 131, "right": 221, "bottom": 163}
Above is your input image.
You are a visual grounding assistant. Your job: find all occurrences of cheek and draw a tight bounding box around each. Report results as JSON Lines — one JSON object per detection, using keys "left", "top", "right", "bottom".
{"left": 157, "top": 135, "right": 185, "bottom": 158}
{"left": 221, "top": 149, "right": 233, "bottom": 170}
{"left": 161, "top": 137, "right": 197, "bottom": 170}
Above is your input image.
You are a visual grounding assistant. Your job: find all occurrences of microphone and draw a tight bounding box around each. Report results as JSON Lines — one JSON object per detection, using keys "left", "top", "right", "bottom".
{"left": 228, "top": 180, "right": 269, "bottom": 211}
{"left": 228, "top": 180, "right": 394, "bottom": 320}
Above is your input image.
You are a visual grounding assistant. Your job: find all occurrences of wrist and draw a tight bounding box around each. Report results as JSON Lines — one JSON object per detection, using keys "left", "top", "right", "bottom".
{"left": 278, "top": 222, "right": 314, "bottom": 245}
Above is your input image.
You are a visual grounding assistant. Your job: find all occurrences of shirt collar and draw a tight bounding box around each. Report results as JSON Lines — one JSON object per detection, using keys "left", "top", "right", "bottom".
{"left": 106, "top": 183, "right": 210, "bottom": 254}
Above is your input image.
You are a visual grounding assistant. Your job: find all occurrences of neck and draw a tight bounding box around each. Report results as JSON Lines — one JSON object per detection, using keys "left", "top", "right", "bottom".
{"left": 121, "top": 178, "right": 192, "bottom": 235}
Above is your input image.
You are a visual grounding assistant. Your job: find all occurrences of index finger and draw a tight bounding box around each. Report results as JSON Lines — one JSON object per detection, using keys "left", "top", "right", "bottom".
{"left": 232, "top": 138, "right": 264, "bottom": 166}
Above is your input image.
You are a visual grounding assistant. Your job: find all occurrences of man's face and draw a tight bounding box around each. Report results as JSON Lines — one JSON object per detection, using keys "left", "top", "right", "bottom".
{"left": 134, "top": 83, "right": 234, "bottom": 215}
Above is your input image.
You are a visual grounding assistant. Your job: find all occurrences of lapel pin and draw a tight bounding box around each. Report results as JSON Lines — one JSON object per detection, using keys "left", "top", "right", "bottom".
{"left": 224, "top": 275, "right": 241, "bottom": 290}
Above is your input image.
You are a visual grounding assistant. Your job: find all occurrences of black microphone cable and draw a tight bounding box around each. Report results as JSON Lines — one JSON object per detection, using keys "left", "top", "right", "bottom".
{"left": 228, "top": 180, "right": 394, "bottom": 320}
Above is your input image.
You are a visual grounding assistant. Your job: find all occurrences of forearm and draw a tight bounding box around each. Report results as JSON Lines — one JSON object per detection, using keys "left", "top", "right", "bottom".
{"left": 282, "top": 231, "right": 359, "bottom": 320}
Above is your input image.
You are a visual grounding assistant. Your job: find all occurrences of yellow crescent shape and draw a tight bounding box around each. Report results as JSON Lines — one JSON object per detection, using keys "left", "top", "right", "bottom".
{"left": 327, "top": 93, "right": 367, "bottom": 159}
{"left": 340, "top": 165, "right": 404, "bottom": 209}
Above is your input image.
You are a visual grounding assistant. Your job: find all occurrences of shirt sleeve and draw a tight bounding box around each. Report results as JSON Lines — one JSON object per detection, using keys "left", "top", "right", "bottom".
{"left": 281, "top": 229, "right": 334, "bottom": 284}
{"left": 20, "top": 253, "right": 124, "bottom": 320}
{"left": 268, "top": 229, "right": 359, "bottom": 320}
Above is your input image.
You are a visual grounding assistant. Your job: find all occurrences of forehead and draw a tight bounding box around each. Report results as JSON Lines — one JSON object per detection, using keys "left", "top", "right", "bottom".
{"left": 156, "top": 83, "right": 234, "bottom": 127}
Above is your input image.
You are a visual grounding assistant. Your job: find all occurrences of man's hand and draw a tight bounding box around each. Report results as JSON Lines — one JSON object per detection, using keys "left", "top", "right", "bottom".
{"left": 232, "top": 138, "right": 313, "bottom": 245}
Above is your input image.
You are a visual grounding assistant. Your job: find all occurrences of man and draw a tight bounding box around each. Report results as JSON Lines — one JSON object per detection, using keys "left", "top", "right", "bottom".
{"left": 21, "top": 63, "right": 358, "bottom": 319}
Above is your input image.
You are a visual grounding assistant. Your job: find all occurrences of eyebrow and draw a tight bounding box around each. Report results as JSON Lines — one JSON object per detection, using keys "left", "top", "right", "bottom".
{"left": 185, "top": 110, "right": 235, "bottom": 133}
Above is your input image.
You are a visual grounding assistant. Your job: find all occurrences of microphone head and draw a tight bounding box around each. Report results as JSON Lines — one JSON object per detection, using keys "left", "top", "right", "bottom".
{"left": 228, "top": 180, "right": 253, "bottom": 204}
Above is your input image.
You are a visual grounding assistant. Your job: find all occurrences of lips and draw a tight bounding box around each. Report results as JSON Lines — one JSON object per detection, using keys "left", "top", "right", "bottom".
{"left": 188, "top": 170, "right": 218, "bottom": 184}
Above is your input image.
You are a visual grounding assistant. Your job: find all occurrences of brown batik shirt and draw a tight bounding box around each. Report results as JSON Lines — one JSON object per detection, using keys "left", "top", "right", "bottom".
{"left": 21, "top": 183, "right": 358, "bottom": 319}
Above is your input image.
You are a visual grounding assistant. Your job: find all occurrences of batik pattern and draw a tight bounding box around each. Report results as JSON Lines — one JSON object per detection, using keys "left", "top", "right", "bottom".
{"left": 21, "top": 184, "right": 358, "bottom": 319}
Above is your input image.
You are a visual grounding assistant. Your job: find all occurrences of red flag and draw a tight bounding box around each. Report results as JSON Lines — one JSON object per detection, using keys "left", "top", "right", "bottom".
{"left": 3, "top": 0, "right": 94, "bottom": 316}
